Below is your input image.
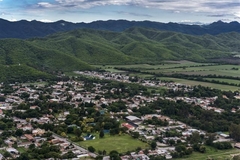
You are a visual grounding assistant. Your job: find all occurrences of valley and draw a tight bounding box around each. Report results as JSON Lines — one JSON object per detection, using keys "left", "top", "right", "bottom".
{"left": 0, "top": 19, "right": 240, "bottom": 160}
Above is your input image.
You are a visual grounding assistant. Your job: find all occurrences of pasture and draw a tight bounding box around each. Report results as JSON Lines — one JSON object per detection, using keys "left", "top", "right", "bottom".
{"left": 95, "top": 61, "right": 240, "bottom": 91}
{"left": 158, "top": 77, "right": 240, "bottom": 91}
{"left": 178, "top": 146, "right": 240, "bottom": 160}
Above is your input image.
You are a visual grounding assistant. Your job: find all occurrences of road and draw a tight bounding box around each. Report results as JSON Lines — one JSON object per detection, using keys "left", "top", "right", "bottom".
{"left": 51, "top": 132, "right": 97, "bottom": 158}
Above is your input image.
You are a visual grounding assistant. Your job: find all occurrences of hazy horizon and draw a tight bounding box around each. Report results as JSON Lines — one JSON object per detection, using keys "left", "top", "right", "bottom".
{"left": 0, "top": 0, "right": 239, "bottom": 24}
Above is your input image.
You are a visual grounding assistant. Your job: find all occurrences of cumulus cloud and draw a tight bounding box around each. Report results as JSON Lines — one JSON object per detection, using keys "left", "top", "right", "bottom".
{"left": 34, "top": 0, "right": 239, "bottom": 14}
{"left": 27, "top": 0, "right": 240, "bottom": 22}
{"left": 49, "top": 0, "right": 132, "bottom": 8}
{"left": 37, "top": 2, "right": 56, "bottom": 8}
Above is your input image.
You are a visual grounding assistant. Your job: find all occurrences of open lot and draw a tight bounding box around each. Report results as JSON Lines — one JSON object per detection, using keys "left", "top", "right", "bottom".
{"left": 78, "top": 134, "right": 149, "bottom": 154}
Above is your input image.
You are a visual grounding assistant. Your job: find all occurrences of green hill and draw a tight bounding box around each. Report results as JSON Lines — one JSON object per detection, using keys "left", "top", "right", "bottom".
{"left": 28, "top": 27, "right": 240, "bottom": 64}
{"left": 0, "top": 64, "right": 54, "bottom": 83}
{"left": 0, "top": 27, "right": 240, "bottom": 82}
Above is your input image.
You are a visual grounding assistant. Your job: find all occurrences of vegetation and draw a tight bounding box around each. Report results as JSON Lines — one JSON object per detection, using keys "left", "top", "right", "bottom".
{"left": 100, "top": 61, "right": 240, "bottom": 91}
{"left": 0, "top": 27, "right": 240, "bottom": 82}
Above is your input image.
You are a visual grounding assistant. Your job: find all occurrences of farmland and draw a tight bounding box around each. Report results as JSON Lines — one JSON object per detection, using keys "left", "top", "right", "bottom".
{"left": 94, "top": 60, "right": 240, "bottom": 91}
{"left": 178, "top": 146, "right": 240, "bottom": 160}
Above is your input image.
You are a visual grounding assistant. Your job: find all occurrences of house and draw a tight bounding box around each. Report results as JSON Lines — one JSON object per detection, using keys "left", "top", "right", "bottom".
{"left": 165, "top": 154, "right": 172, "bottom": 159}
{"left": 30, "top": 106, "right": 39, "bottom": 110}
{"left": 24, "top": 134, "right": 34, "bottom": 141}
{"left": 6, "top": 148, "right": 19, "bottom": 154}
{"left": 51, "top": 139, "right": 62, "bottom": 144}
{"left": 235, "top": 143, "right": 240, "bottom": 149}
{"left": 126, "top": 115, "right": 141, "bottom": 123}
{"left": 125, "top": 115, "right": 142, "bottom": 127}
{"left": 122, "top": 123, "right": 135, "bottom": 130}
{"left": 0, "top": 109, "right": 4, "bottom": 118}
{"left": 32, "top": 128, "right": 45, "bottom": 136}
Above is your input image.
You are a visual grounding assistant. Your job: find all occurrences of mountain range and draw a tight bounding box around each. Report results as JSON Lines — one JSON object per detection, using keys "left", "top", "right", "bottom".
{"left": 1, "top": 27, "right": 240, "bottom": 67}
{"left": 0, "top": 19, "right": 240, "bottom": 39}
{"left": 0, "top": 19, "right": 240, "bottom": 82}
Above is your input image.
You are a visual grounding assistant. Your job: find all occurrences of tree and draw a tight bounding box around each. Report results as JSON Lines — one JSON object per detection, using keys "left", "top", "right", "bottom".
{"left": 61, "top": 132, "right": 67, "bottom": 138}
{"left": 205, "top": 133, "right": 216, "bottom": 146}
{"left": 88, "top": 146, "right": 95, "bottom": 153}
{"left": 169, "top": 139, "right": 175, "bottom": 146}
{"left": 15, "top": 129, "right": 23, "bottom": 137}
{"left": 229, "top": 124, "right": 240, "bottom": 142}
{"left": 99, "top": 130, "right": 104, "bottom": 138}
{"left": 233, "top": 155, "right": 240, "bottom": 160}
{"left": 103, "top": 150, "right": 107, "bottom": 155}
{"left": 0, "top": 96, "right": 5, "bottom": 102}
{"left": 151, "top": 141, "right": 157, "bottom": 149}
{"left": 189, "top": 132, "right": 201, "bottom": 144}
{"left": 199, "top": 145, "right": 206, "bottom": 153}
{"left": 29, "top": 144, "right": 35, "bottom": 150}
{"left": 131, "top": 131, "right": 140, "bottom": 139}
{"left": 62, "top": 151, "right": 76, "bottom": 159}
{"left": 109, "top": 150, "right": 121, "bottom": 160}
{"left": 74, "top": 128, "right": 82, "bottom": 137}
{"left": 96, "top": 156, "right": 104, "bottom": 160}
{"left": 16, "top": 153, "right": 29, "bottom": 160}
{"left": 3, "top": 151, "right": 11, "bottom": 158}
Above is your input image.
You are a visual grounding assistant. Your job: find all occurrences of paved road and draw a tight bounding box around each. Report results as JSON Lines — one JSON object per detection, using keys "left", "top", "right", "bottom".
{"left": 52, "top": 132, "right": 97, "bottom": 158}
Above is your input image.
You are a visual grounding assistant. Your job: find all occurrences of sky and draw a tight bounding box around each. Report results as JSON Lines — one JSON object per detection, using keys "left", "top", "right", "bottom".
{"left": 0, "top": 0, "right": 240, "bottom": 24}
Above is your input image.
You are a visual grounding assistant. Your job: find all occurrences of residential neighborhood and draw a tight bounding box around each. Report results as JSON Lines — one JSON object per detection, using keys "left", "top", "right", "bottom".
{"left": 0, "top": 71, "right": 239, "bottom": 159}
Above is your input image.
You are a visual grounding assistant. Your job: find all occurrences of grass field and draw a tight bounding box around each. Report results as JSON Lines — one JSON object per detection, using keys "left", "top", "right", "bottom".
{"left": 78, "top": 134, "right": 149, "bottom": 154}
{"left": 95, "top": 61, "right": 240, "bottom": 91}
{"left": 158, "top": 77, "right": 240, "bottom": 91}
{"left": 94, "top": 61, "right": 211, "bottom": 70}
{"left": 204, "top": 78, "right": 240, "bottom": 85}
{"left": 145, "top": 64, "right": 240, "bottom": 77}
{"left": 178, "top": 146, "right": 240, "bottom": 160}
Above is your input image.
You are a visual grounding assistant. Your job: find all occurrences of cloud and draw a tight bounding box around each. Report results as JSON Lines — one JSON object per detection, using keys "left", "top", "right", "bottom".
{"left": 26, "top": 0, "right": 240, "bottom": 22}
{"left": 31, "top": 0, "right": 238, "bottom": 13}
{"left": 207, "top": 14, "right": 230, "bottom": 17}
{"left": 39, "top": 19, "right": 54, "bottom": 22}
{"left": 36, "top": 2, "right": 56, "bottom": 8}
{"left": 116, "top": 11, "right": 153, "bottom": 18}
{"left": 53, "top": 0, "right": 132, "bottom": 8}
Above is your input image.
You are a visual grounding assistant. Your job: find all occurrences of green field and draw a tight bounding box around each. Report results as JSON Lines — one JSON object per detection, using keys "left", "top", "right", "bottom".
{"left": 178, "top": 146, "right": 240, "bottom": 160}
{"left": 204, "top": 78, "right": 240, "bottom": 85}
{"left": 78, "top": 134, "right": 149, "bottom": 154}
{"left": 158, "top": 77, "right": 240, "bottom": 91}
{"left": 94, "top": 61, "right": 211, "bottom": 70}
{"left": 144, "top": 64, "right": 240, "bottom": 77}
{"left": 96, "top": 61, "right": 240, "bottom": 91}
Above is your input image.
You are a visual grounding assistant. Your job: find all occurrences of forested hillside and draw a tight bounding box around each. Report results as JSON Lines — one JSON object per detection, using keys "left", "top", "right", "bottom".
{"left": 0, "top": 19, "right": 240, "bottom": 39}
{"left": 0, "top": 27, "right": 240, "bottom": 82}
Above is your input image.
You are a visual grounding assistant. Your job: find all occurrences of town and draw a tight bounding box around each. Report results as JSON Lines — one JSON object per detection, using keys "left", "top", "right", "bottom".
{"left": 0, "top": 71, "right": 239, "bottom": 160}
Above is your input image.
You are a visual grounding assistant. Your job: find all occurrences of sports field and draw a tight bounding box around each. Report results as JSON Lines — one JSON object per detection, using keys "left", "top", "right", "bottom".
{"left": 79, "top": 134, "right": 149, "bottom": 154}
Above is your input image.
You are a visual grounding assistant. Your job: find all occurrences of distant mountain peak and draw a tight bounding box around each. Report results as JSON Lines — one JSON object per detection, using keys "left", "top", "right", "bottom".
{"left": 0, "top": 19, "right": 240, "bottom": 39}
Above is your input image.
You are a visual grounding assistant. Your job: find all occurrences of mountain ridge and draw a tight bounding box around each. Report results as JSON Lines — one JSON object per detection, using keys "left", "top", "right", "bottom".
{"left": 0, "top": 27, "right": 240, "bottom": 82}
{"left": 0, "top": 19, "right": 240, "bottom": 39}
